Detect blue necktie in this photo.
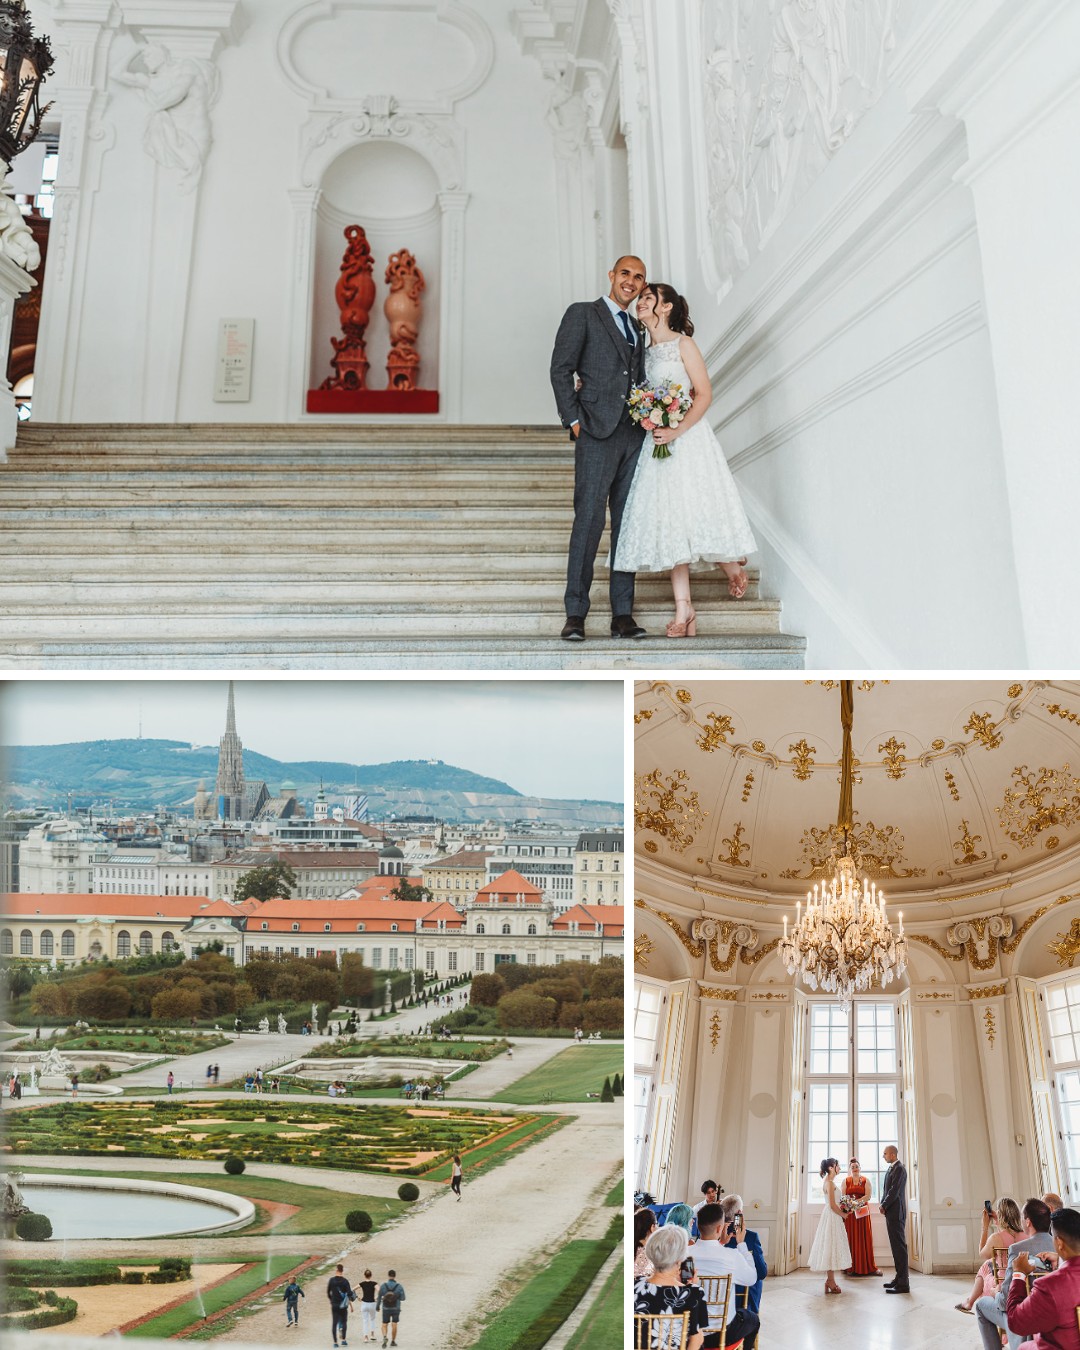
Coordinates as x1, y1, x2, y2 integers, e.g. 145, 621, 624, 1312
617, 310, 636, 346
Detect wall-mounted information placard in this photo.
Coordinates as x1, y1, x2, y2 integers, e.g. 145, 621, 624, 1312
214, 319, 254, 402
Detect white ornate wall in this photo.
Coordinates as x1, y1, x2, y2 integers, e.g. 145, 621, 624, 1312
30, 0, 566, 424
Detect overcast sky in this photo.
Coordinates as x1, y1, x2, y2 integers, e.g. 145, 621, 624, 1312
0, 678, 625, 802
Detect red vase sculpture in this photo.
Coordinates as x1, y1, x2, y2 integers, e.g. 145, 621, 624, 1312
320, 225, 376, 391
384, 249, 425, 391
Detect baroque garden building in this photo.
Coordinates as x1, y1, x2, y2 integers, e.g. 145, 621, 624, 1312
0, 0, 1076, 667
634, 679, 1080, 1281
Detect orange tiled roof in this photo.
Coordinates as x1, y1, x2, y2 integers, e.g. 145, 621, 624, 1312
475, 869, 543, 903
1, 893, 212, 920
553, 904, 625, 936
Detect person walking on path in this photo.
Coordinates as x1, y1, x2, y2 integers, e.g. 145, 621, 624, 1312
880, 1144, 910, 1293
451, 1154, 463, 1201
70, 1072, 78, 1098
376, 1270, 405, 1347
282, 1278, 304, 1326
356, 1269, 377, 1342
213, 1063, 220, 1083
167, 1070, 174, 1094
327, 1263, 354, 1346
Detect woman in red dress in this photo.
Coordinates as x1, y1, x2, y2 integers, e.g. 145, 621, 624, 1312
842, 1158, 881, 1276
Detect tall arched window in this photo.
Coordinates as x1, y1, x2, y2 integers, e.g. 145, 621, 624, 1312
61, 930, 75, 956
40, 930, 54, 956
0, 929, 12, 954
139, 931, 153, 955
161, 932, 175, 952
20, 929, 32, 955
116, 930, 131, 957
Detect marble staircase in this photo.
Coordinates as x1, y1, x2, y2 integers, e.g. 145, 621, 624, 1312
0, 424, 806, 669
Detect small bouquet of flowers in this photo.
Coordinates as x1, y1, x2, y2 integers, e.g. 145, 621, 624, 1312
627, 380, 692, 459
839, 1194, 870, 1218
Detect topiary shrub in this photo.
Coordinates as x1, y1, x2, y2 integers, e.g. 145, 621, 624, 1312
224, 1154, 246, 1174
15, 1212, 53, 1242
612, 1073, 623, 1096
345, 1210, 373, 1232
121, 1271, 145, 1284
397, 1182, 420, 1202
600, 1076, 614, 1102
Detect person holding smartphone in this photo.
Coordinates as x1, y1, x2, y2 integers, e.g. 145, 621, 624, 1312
956, 1196, 1024, 1313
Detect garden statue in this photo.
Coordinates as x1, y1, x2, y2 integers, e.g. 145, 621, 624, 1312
311, 1002, 319, 1034
1, 1172, 29, 1223
277, 1012, 287, 1035
319, 225, 376, 391
258, 1016, 270, 1035
409, 970, 417, 1000
384, 249, 425, 391
384, 978, 392, 1012
38, 1045, 74, 1079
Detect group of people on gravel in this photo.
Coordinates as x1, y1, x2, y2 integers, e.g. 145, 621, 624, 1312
281, 1264, 405, 1347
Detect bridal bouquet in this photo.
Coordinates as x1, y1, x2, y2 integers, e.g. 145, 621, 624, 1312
627, 380, 692, 459
839, 1194, 870, 1217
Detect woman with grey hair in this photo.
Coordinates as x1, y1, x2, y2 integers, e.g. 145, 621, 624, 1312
633, 1226, 708, 1349
722, 1194, 768, 1313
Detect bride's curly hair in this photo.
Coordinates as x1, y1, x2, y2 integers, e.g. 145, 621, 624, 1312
647, 282, 695, 337
820, 1157, 839, 1177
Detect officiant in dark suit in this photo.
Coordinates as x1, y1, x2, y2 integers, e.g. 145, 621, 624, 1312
549, 256, 648, 641
880, 1144, 910, 1293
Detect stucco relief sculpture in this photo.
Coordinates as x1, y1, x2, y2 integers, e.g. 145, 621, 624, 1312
320, 225, 376, 391
0, 173, 41, 272
702, 0, 900, 282
384, 249, 425, 392
114, 43, 220, 192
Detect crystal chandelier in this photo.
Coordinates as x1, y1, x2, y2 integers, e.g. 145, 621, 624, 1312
778, 681, 908, 1008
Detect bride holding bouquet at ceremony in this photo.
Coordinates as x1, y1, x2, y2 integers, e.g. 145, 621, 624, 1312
809, 1159, 852, 1296
839, 1158, 881, 1277
611, 283, 757, 638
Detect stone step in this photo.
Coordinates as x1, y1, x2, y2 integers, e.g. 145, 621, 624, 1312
0, 634, 807, 671
0, 600, 782, 634
13, 423, 568, 449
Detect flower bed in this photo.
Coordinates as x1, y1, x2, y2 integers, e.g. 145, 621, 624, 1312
305, 1036, 509, 1062
3, 1099, 538, 1175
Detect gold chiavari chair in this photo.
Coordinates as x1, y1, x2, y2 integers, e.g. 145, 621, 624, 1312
634, 1310, 690, 1348
697, 1274, 745, 1350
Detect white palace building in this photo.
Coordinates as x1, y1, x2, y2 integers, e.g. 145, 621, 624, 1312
0, 0, 1075, 668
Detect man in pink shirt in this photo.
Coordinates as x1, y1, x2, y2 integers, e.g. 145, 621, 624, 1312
1007, 1206, 1080, 1350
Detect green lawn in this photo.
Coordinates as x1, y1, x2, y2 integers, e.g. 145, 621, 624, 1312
604, 1177, 624, 1206
492, 1045, 625, 1104
572, 1256, 623, 1346
469, 1220, 621, 1350
126, 1255, 302, 1338
20, 1166, 407, 1236
423, 1113, 567, 1180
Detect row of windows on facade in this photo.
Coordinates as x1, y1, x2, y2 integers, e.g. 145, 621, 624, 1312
235, 946, 582, 972
2, 928, 177, 956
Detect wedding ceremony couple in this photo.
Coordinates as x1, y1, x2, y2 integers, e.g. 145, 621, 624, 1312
810, 1147, 910, 1297
550, 255, 756, 642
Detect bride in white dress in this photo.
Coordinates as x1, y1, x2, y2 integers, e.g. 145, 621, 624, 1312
612, 282, 757, 638
809, 1158, 852, 1296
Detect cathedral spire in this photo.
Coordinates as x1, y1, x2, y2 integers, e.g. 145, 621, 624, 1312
215, 681, 245, 821
226, 680, 237, 735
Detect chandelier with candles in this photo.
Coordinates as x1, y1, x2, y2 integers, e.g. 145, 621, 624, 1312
778, 681, 909, 1008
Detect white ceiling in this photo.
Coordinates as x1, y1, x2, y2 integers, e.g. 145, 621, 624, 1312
634, 679, 1080, 904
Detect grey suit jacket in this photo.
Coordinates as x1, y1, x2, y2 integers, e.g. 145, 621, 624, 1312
995, 1231, 1055, 1310
549, 298, 646, 441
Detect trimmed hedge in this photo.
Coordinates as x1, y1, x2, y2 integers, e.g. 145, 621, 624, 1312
15, 1212, 53, 1241
224, 1155, 246, 1175
397, 1182, 420, 1202
345, 1210, 373, 1232
0, 1294, 78, 1331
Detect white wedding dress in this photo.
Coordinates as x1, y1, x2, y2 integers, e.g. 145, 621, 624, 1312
613, 337, 757, 573
808, 1178, 852, 1271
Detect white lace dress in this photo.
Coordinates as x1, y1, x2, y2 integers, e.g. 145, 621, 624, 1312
613, 337, 757, 572
808, 1179, 852, 1271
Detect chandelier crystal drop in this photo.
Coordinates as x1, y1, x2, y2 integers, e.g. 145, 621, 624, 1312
778, 681, 909, 1008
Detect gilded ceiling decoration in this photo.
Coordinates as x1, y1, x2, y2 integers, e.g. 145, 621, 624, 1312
1008, 683, 1024, 699
709, 1011, 722, 1049
983, 1006, 997, 1047
741, 772, 755, 803
953, 820, 987, 866
635, 767, 707, 852
808, 680, 887, 692
1045, 701, 1080, 725
880, 737, 908, 780
697, 712, 735, 753
1048, 918, 1080, 969
698, 985, 740, 1000
740, 936, 781, 966
779, 814, 925, 881
948, 916, 1014, 971
634, 899, 759, 972
634, 708, 655, 724
997, 764, 1080, 848
634, 932, 655, 968
968, 982, 1008, 999
944, 768, 961, 801
719, 822, 751, 868
692, 882, 768, 907
964, 711, 1004, 750
789, 739, 817, 781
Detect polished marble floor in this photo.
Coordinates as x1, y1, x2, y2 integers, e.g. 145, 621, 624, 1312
753, 1269, 978, 1350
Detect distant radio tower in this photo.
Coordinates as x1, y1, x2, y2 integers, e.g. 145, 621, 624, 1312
138, 700, 143, 739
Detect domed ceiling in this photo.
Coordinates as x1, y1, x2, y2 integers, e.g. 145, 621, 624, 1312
634, 679, 1080, 909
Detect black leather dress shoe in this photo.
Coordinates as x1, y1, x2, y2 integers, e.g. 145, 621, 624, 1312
610, 614, 646, 639
885, 1285, 910, 1294
561, 616, 586, 641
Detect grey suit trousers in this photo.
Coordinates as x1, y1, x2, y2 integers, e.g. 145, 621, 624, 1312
564, 415, 643, 619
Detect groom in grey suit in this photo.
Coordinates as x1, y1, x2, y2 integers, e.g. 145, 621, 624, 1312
549, 256, 648, 641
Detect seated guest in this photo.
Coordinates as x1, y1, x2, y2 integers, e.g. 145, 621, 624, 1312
722, 1194, 767, 1314
1043, 1193, 1064, 1213
635, 1206, 658, 1278
958, 1197, 1024, 1313
975, 1198, 1055, 1350
634, 1226, 709, 1350
664, 1204, 697, 1240
694, 1180, 721, 1217
692, 1203, 760, 1350
1008, 1206, 1080, 1350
